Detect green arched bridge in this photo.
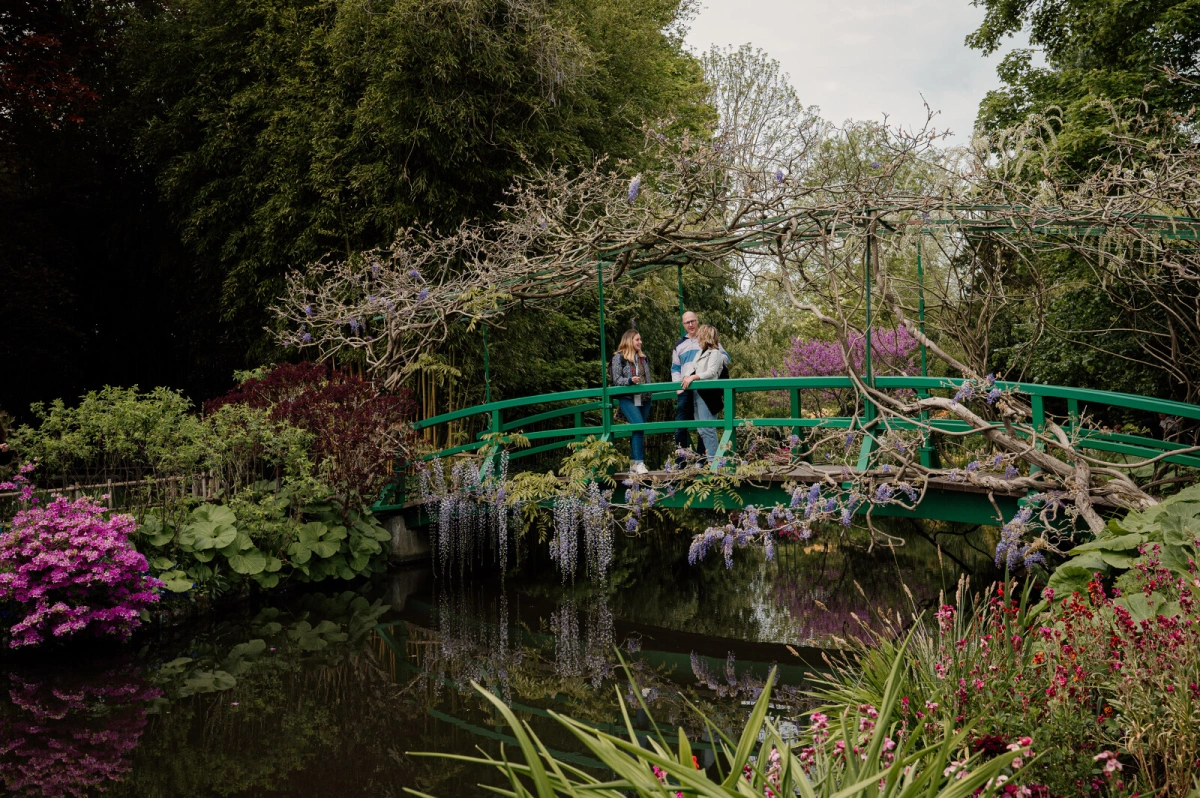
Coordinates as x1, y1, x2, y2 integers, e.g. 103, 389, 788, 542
377, 376, 1200, 528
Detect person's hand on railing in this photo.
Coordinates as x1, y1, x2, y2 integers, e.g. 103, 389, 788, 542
680, 375, 696, 389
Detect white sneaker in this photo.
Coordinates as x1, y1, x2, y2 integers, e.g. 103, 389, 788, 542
631, 461, 649, 475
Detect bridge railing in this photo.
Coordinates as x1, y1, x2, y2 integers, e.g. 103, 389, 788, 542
380, 377, 1200, 509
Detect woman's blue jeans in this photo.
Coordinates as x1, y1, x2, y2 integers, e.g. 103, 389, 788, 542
618, 398, 651, 462
693, 391, 719, 458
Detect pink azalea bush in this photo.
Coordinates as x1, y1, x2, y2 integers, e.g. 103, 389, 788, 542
0, 484, 161, 647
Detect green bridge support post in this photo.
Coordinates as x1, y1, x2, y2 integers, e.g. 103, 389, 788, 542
483, 324, 492, 405
916, 234, 937, 468
790, 388, 805, 461
857, 216, 877, 473
1029, 394, 1045, 475
598, 260, 612, 438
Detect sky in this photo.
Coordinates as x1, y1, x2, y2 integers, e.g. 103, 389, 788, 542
684, 0, 1037, 144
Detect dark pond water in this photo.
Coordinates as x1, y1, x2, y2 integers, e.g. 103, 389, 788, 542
0, 518, 999, 797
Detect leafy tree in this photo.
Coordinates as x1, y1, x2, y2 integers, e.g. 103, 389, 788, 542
120, 0, 713, 358
968, 0, 1200, 160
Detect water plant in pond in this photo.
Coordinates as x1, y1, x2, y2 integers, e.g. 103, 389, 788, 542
0, 472, 161, 647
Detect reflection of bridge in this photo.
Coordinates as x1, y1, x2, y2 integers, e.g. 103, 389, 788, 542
372, 594, 824, 770
378, 376, 1200, 528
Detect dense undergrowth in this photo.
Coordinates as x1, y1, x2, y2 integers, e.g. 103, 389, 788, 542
0, 364, 413, 648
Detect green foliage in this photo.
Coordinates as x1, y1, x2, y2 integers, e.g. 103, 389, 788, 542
199, 403, 315, 495
558, 436, 624, 485
120, 0, 712, 353
990, 277, 1173, 400
1048, 484, 1200, 617
10, 387, 205, 485
135, 486, 393, 598
969, 0, 1200, 165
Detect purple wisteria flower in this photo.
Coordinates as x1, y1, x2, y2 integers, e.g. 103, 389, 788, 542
627, 176, 641, 204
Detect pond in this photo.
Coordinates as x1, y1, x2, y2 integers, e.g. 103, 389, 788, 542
0, 517, 999, 797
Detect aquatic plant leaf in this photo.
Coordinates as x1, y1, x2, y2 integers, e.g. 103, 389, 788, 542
180, 669, 237, 695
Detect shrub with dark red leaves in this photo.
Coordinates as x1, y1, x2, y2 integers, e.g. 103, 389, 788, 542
208, 363, 416, 502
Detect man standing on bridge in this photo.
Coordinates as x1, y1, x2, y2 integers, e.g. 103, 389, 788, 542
671, 310, 728, 456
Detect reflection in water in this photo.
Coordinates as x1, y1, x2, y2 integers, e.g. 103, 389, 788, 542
770, 524, 994, 646
0, 516, 998, 797
550, 596, 614, 687
0, 667, 159, 798
428, 587, 519, 702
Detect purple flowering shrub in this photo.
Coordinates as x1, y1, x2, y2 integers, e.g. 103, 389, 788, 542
0, 490, 161, 647
784, 326, 919, 379
776, 327, 920, 410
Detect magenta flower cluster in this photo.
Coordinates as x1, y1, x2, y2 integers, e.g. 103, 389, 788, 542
0, 497, 161, 647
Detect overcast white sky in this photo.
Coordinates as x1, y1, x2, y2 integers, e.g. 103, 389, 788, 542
685, 0, 1036, 143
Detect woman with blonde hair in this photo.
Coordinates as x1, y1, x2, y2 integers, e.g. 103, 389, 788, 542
610, 329, 654, 474
680, 325, 726, 458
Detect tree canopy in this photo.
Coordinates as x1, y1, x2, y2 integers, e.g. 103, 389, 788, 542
122, 0, 713, 356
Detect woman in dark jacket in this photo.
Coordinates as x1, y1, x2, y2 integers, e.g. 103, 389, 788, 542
610, 329, 653, 474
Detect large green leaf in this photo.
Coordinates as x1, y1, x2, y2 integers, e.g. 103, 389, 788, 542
186, 519, 237, 551
157, 569, 194, 592
298, 521, 328, 544
220, 532, 255, 557
310, 539, 340, 559
192, 504, 237, 526
1070, 533, 1145, 553
140, 515, 176, 547
1046, 551, 1110, 597
253, 572, 281, 589
287, 540, 313, 564
227, 548, 267, 575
